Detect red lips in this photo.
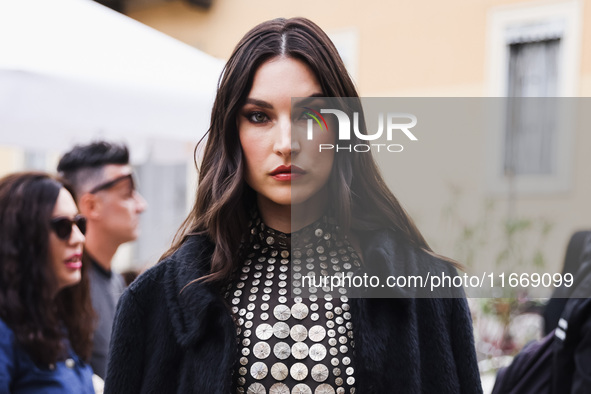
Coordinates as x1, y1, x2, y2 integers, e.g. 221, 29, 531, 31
270, 165, 306, 181
64, 253, 82, 270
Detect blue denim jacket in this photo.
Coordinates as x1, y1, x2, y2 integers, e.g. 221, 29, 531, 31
0, 319, 94, 393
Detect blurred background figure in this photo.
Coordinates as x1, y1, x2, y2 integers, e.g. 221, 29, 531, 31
492, 232, 591, 393
0, 172, 94, 393
543, 230, 591, 335
57, 141, 147, 380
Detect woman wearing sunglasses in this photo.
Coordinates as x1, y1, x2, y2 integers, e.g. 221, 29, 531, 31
0, 172, 95, 393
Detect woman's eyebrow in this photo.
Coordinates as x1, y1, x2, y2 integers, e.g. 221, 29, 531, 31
245, 93, 324, 109
295, 93, 326, 107
244, 98, 273, 109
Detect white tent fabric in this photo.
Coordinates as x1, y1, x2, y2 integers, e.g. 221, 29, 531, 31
0, 0, 223, 156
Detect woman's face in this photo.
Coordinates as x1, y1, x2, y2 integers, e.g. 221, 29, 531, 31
49, 188, 85, 292
238, 56, 336, 214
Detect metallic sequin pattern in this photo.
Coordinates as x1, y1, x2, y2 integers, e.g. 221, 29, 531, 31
226, 214, 357, 394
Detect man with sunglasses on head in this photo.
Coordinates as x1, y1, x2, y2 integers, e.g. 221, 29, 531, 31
57, 141, 147, 380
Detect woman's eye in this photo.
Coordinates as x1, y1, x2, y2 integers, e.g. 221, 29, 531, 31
298, 111, 310, 120
248, 112, 269, 124
291, 110, 310, 123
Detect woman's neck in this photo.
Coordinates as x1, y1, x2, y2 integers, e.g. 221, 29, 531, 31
256, 194, 327, 234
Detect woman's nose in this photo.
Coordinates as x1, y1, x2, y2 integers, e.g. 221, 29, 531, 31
274, 116, 299, 156
70, 223, 86, 245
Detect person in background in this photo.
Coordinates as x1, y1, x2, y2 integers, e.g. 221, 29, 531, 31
492, 233, 591, 393
0, 172, 94, 393
543, 230, 591, 335
57, 141, 147, 380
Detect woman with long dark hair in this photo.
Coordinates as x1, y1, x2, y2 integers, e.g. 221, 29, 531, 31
0, 172, 95, 393
106, 17, 482, 393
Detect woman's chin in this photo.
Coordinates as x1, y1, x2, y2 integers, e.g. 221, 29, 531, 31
57, 273, 82, 292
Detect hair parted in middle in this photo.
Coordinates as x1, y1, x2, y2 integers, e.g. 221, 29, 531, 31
166, 17, 433, 283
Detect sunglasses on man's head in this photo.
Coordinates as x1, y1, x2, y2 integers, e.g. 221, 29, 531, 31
50, 215, 87, 240
89, 173, 135, 194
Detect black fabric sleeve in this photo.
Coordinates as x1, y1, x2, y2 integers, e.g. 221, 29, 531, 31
451, 296, 484, 394
570, 311, 591, 393
104, 288, 146, 394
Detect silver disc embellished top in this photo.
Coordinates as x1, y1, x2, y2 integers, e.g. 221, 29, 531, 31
224, 215, 360, 394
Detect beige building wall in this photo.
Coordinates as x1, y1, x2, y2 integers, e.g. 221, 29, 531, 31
127, 0, 590, 277
0, 147, 23, 177
582, 0, 591, 94
129, 0, 489, 95
128, 0, 590, 96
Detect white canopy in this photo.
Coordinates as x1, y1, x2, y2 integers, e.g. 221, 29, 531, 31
0, 0, 223, 158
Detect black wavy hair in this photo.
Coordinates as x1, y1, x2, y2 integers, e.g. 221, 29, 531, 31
0, 172, 95, 365
165, 17, 441, 284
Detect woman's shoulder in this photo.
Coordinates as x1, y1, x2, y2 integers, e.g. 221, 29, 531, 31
359, 227, 455, 269
0, 318, 11, 331
164, 233, 216, 266
355, 227, 462, 298
120, 234, 215, 311
130, 234, 214, 287
0, 318, 15, 345
0, 318, 94, 394
111, 234, 224, 350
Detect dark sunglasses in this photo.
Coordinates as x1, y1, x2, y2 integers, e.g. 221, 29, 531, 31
50, 215, 87, 240
89, 173, 135, 194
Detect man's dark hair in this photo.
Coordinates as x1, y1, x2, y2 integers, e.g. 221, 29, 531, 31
57, 141, 129, 197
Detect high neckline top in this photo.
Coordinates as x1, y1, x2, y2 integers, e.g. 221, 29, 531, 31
224, 213, 360, 394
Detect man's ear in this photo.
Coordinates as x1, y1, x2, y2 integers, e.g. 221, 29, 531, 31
78, 193, 101, 219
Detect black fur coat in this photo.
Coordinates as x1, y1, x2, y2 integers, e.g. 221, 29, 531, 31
104, 230, 483, 394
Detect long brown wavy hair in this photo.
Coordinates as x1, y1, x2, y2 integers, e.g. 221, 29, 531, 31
0, 172, 95, 366
165, 17, 441, 283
